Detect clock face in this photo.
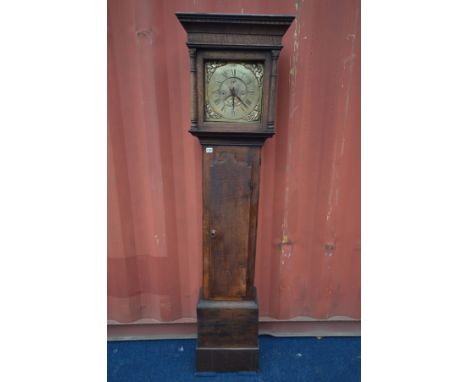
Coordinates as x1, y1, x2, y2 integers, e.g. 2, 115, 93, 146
205, 61, 263, 122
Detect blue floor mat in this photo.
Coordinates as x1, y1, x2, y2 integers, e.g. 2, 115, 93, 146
108, 336, 360, 382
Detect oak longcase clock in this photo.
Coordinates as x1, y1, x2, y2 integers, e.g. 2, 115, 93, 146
176, 12, 294, 372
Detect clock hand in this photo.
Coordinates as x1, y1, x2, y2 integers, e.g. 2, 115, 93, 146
235, 94, 248, 108
229, 87, 248, 110
230, 87, 235, 111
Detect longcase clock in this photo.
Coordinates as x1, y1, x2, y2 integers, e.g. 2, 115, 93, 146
176, 12, 294, 372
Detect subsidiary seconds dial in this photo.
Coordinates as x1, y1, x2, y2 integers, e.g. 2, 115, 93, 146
205, 62, 263, 122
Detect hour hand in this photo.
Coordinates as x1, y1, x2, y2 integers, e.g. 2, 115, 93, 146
230, 88, 236, 109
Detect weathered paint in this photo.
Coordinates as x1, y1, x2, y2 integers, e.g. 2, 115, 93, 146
108, 0, 360, 327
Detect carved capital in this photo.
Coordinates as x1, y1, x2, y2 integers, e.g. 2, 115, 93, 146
271, 49, 281, 60
189, 48, 197, 73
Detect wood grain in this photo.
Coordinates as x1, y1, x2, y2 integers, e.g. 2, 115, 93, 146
196, 288, 259, 371
202, 145, 261, 300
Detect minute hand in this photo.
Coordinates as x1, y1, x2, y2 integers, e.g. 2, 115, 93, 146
235, 95, 248, 108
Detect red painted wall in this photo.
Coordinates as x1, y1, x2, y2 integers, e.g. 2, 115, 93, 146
108, 0, 360, 327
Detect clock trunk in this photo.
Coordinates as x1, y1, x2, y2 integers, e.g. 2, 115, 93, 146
202, 145, 260, 300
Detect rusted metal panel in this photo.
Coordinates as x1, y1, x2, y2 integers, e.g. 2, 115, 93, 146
108, 0, 360, 327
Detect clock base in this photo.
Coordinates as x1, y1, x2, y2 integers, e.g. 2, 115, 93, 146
196, 288, 259, 372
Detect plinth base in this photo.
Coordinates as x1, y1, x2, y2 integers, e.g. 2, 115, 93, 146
196, 288, 259, 372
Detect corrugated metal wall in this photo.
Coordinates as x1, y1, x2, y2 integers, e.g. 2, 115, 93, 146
108, 0, 360, 328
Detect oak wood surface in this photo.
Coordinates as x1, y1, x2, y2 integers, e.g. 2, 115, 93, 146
196, 288, 259, 371
202, 145, 260, 300
197, 288, 259, 348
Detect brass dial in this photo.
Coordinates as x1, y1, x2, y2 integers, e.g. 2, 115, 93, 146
205, 62, 263, 122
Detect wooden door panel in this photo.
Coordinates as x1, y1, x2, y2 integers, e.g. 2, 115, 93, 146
203, 145, 260, 300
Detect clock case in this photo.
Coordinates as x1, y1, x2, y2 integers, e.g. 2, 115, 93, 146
176, 13, 294, 372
